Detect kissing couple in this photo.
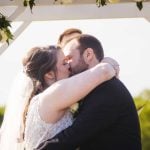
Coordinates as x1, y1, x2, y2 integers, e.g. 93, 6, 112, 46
0, 29, 141, 150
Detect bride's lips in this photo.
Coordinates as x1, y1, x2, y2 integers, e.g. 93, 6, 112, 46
68, 67, 73, 77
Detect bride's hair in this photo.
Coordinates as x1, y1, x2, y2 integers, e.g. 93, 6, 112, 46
19, 45, 60, 142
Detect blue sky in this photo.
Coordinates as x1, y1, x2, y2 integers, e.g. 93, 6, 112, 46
0, 18, 150, 105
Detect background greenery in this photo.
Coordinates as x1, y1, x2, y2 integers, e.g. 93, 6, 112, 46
0, 89, 150, 150
0, 106, 5, 126
134, 89, 150, 150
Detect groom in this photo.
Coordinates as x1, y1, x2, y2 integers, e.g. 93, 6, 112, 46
36, 34, 141, 150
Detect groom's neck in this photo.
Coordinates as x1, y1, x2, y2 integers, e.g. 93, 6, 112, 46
88, 58, 99, 69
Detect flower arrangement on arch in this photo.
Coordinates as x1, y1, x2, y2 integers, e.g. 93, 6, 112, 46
0, 13, 13, 44
23, 0, 146, 11
0, 0, 146, 44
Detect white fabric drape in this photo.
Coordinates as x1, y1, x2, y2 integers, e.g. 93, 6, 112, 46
0, 72, 33, 150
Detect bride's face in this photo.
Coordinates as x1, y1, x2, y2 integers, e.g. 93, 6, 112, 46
55, 50, 71, 80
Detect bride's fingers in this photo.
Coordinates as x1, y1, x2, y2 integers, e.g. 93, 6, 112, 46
113, 65, 120, 78
102, 57, 119, 66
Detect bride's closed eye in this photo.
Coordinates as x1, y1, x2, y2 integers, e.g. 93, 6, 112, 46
65, 55, 72, 63
63, 59, 69, 66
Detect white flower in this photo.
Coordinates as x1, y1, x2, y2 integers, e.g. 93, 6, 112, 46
55, 0, 73, 4
0, 29, 8, 43
62, 0, 73, 4
70, 103, 79, 113
109, 0, 120, 3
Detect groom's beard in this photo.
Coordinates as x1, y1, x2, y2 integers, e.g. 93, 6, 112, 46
70, 57, 89, 77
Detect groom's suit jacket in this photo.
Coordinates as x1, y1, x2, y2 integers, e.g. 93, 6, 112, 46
36, 77, 142, 150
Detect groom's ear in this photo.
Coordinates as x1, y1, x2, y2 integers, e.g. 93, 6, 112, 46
83, 48, 94, 63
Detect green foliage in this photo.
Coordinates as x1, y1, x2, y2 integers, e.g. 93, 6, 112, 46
0, 14, 11, 29
134, 89, 150, 150
0, 106, 5, 126
96, 0, 107, 7
23, 0, 35, 13
136, 1, 143, 11
23, 0, 145, 12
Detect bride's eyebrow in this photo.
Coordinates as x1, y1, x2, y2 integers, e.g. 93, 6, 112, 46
63, 58, 69, 63
65, 55, 72, 59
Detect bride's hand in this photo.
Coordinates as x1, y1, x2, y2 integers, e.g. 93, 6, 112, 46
101, 57, 120, 78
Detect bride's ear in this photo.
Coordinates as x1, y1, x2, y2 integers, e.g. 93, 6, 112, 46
44, 71, 55, 81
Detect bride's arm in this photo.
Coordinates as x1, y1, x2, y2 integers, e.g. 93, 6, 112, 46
40, 63, 115, 111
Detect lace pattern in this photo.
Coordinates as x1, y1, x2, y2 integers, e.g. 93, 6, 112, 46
24, 96, 73, 150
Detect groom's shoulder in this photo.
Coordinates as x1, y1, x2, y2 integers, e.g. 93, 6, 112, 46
92, 77, 131, 95
96, 77, 122, 89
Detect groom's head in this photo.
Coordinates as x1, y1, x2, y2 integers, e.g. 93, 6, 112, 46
63, 34, 104, 75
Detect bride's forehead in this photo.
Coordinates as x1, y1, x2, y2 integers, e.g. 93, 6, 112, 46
57, 50, 65, 59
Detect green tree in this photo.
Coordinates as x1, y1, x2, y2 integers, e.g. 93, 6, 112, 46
134, 89, 150, 150
0, 106, 5, 126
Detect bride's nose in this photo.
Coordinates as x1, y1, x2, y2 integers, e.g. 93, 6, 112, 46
65, 63, 70, 69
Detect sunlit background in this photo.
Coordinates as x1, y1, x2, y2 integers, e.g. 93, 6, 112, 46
1, 1, 150, 149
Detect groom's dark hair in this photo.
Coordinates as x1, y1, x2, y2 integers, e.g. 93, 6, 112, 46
75, 34, 104, 62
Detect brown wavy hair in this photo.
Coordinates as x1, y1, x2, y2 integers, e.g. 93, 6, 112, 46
18, 45, 60, 142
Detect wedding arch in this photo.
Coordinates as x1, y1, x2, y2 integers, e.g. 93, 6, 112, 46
0, 0, 150, 106
0, 0, 150, 54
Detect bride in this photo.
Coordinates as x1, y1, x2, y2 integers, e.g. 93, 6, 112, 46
0, 45, 117, 149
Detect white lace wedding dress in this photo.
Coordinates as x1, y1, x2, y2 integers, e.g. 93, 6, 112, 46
24, 96, 73, 150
